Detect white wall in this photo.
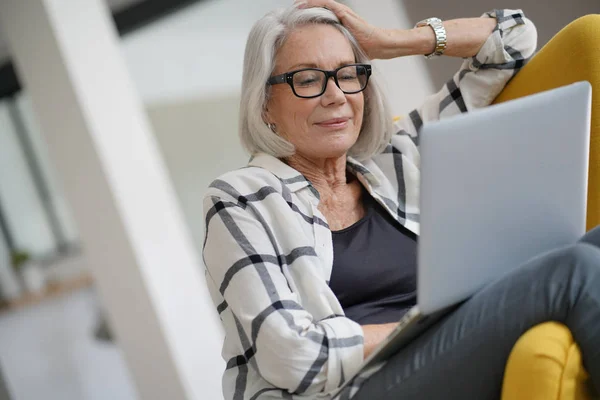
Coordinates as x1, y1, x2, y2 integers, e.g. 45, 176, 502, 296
146, 94, 246, 250
121, 0, 287, 104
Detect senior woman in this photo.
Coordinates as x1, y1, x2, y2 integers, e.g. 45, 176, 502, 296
202, 1, 600, 399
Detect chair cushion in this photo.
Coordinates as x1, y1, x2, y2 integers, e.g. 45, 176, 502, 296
501, 322, 593, 400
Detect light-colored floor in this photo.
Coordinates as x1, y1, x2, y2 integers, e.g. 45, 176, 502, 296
0, 286, 137, 400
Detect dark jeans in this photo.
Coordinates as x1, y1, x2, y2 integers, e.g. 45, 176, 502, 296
353, 226, 600, 400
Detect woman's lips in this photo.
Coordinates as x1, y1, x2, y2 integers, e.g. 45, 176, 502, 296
316, 118, 350, 129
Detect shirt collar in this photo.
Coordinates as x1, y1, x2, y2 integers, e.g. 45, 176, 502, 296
248, 153, 315, 194
346, 156, 382, 188
248, 152, 381, 197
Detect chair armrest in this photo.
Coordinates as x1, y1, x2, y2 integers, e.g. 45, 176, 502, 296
493, 14, 600, 231
501, 322, 593, 400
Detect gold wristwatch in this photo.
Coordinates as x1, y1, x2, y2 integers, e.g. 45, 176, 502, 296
414, 17, 447, 59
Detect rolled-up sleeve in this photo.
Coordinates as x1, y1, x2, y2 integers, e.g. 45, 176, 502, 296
202, 193, 364, 395
394, 9, 538, 146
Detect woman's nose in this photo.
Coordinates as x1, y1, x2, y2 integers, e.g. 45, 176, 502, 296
320, 76, 346, 105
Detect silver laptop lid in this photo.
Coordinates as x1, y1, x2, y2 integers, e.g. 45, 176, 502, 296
417, 81, 592, 315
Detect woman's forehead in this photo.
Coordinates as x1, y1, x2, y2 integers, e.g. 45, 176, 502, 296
274, 24, 355, 72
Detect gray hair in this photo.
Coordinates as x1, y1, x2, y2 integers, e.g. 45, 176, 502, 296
239, 5, 393, 161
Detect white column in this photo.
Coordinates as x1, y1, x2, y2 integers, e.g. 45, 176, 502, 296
0, 1, 223, 399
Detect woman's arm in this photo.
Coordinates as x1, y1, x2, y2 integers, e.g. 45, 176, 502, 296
296, 0, 496, 59
381, 18, 496, 59
362, 323, 399, 358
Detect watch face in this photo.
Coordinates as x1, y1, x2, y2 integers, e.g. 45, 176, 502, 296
415, 18, 446, 58
415, 17, 442, 28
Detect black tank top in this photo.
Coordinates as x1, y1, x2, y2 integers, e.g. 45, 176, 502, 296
329, 189, 417, 325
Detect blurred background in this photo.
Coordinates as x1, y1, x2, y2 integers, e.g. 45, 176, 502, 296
0, 0, 596, 399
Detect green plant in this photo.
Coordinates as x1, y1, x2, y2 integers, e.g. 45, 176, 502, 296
10, 250, 30, 273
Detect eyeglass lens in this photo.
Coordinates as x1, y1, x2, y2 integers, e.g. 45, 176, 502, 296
291, 65, 368, 97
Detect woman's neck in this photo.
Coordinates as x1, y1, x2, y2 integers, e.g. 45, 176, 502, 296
285, 153, 349, 196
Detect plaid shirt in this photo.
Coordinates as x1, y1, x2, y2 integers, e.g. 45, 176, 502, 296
203, 9, 537, 400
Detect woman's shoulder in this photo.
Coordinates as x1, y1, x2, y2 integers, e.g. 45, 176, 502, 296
204, 165, 284, 204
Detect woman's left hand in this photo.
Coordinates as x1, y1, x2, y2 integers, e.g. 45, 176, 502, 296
295, 0, 391, 59
296, 0, 500, 60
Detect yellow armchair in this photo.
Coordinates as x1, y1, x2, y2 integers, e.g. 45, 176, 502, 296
494, 14, 600, 400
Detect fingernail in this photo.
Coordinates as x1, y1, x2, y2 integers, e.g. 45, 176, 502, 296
295, 0, 307, 8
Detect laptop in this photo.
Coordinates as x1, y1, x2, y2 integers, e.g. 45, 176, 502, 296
332, 81, 592, 397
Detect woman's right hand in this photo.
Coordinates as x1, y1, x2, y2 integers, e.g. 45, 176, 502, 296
361, 322, 400, 358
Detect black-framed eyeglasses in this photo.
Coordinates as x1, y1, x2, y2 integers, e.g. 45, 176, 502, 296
267, 63, 372, 99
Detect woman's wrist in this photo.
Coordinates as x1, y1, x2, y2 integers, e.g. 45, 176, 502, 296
377, 27, 437, 59
361, 322, 399, 358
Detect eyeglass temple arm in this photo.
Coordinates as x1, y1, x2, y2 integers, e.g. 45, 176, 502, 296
267, 74, 287, 85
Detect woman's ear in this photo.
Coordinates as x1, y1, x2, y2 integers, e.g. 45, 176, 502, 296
262, 108, 278, 134
262, 107, 274, 126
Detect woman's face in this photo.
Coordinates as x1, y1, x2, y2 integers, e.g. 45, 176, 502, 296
265, 24, 365, 161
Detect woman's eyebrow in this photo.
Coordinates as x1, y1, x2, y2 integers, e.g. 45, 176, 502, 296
287, 63, 318, 70
285, 60, 357, 71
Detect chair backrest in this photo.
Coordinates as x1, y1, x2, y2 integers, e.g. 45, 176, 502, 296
493, 14, 600, 231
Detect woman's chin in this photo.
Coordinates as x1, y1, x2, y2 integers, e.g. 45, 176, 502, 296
291, 129, 359, 160
311, 133, 358, 156
304, 143, 355, 159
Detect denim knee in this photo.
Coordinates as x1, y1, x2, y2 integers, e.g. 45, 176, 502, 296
560, 242, 600, 278
579, 225, 600, 249
528, 242, 600, 284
